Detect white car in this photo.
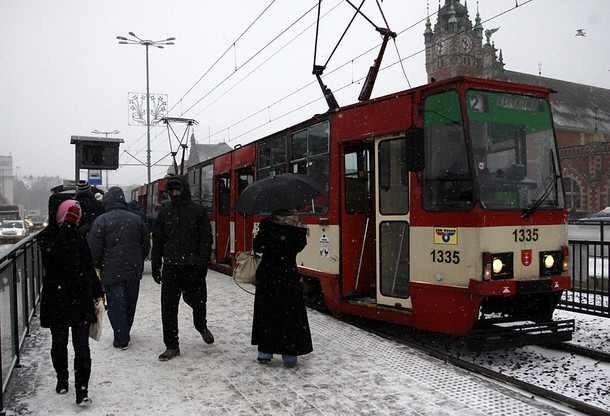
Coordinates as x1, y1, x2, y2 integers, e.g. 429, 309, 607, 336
0, 220, 28, 243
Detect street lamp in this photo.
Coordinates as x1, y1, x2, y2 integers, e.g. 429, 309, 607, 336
91, 130, 120, 188
116, 33, 175, 190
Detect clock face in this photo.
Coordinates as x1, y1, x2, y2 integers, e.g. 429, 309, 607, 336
461, 36, 472, 52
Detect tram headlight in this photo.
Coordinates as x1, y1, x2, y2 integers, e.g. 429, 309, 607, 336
482, 252, 514, 280
492, 258, 504, 274
539, 250, 563, 276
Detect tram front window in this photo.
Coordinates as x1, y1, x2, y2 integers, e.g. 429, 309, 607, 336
423, 90, 473, 211
466, 90, 564, 210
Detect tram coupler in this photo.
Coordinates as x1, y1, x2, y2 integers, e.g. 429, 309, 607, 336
466, 319, 575, 351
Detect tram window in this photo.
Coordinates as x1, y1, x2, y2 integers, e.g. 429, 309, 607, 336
379, 221, 409, 299
423, 90, 473, 211
200, 165, 214, 212
218, 176, 231, 215
379, 139, 409, 215
308, 122, 329, 156
344, 149, 371, 213
291, 130, 307, 160
238, 169, 254, 195
258, 165, 286, 179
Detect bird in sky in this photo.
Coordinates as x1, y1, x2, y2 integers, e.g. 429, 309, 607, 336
575, 29, 587, 37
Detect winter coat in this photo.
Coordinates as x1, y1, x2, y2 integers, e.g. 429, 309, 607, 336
127, 200, 146, 223
76, 192, 104, 237
39, 193, 104, 328
251, 218, 313, 356
151, 176, 212, 272
87, 187, 150, 286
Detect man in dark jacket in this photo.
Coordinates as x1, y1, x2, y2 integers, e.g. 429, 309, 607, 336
88, 187, 150, 349
151, 175, 214, 361
75, 180, 104, 238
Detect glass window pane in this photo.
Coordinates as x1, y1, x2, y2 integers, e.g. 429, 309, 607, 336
291, 130, 307, 160
379, 139, 409, 215
379, 221, 409, 298
423, 90, 473, 211
308, 122, 329, 156
344, 149, 371, 213
218, 176, 231, 215
201, 165, 214, 212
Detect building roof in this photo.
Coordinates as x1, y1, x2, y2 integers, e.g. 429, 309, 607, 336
505, 70, 610, 134
187, 142, 232, 166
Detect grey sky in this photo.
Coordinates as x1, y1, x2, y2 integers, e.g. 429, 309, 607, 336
1, 0, 609, 186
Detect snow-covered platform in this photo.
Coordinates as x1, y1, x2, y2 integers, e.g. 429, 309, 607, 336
5, 270, 578, 416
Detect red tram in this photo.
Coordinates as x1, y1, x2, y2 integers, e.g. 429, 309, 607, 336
148, 76, 572, 336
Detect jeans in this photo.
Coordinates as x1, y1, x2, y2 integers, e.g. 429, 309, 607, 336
50, 323, 91, 391
161, 265, 207, 349
105, 279, 141, 347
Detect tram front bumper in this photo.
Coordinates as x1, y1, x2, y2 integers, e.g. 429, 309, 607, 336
469, 275, 570, 297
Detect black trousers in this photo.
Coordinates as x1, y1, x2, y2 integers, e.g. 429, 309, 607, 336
50, 322, 91, 391
161, 265, 207, 349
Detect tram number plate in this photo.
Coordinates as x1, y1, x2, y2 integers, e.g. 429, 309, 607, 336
430, 249, 460, 264
512, 228, 539, 242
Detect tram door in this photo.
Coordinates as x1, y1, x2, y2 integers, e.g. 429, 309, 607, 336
215, 174, 232, 265
375, 136, 411, 308
234, 167, 254, 255
341, 143, 376, 297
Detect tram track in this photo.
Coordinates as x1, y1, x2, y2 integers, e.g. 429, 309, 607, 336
344, 318, 610, 416
542, 342, 610, 364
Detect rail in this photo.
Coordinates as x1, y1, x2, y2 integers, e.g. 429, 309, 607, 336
561, 220, 610, 317
0, 233, 44, 416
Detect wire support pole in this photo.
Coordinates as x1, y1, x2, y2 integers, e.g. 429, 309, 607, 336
145, 43, 151, 188
313, 0, 322, 69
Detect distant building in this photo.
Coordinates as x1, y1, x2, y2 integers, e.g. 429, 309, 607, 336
0, 155, 14, 204
166, 133, 232, 176
425, 0, 610, 217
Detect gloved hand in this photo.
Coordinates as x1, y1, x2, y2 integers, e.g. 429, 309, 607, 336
152, 267, 162, 284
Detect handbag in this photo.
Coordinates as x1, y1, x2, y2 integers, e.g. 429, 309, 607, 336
89, 298, 105, 341
233, 251, 261, 284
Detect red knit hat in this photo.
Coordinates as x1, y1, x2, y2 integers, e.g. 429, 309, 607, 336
56, 200, 82, 225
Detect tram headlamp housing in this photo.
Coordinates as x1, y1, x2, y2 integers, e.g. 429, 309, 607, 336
539, 250, 564, 276
482, 252, 514, 280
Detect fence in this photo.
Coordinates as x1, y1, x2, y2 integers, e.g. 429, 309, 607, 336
560, 221, 610, 317
0, 234, 44, 415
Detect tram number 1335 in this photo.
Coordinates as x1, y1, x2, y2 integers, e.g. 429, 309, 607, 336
430, 250, 461, 264
512, 228, 539, 242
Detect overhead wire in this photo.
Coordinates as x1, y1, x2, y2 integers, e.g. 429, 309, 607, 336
209, 0, 535, 143
119, 0, 278, 163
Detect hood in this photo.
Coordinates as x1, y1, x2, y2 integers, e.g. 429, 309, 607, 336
47, 193, 74, 228
103, 187, 127, 211
166, 175, 191, 203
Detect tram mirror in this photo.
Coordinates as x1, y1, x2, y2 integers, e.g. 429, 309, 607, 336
404, 127, 425, 171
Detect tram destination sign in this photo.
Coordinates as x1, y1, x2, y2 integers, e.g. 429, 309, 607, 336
70, 136, 124, 170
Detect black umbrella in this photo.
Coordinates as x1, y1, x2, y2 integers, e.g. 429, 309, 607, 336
235, 173, 324, 216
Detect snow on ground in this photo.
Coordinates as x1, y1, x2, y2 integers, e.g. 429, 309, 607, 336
456, 308, 610, 410
0, 243, 13, 257
5, 271, 576, 416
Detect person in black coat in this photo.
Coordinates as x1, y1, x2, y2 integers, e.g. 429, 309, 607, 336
88, 187, 150, 349
151, 175, 214, 361
39, 195, 104, 407
251, 210, 313, 368
75, 180, 104, 238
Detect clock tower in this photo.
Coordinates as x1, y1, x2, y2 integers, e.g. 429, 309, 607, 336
425, 0, 505, 82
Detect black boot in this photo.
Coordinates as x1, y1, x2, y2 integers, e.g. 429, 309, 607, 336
158, 348, 180, 361
74, 357, 92, 406
55, 378, 69, 395
201, 327, 214, 344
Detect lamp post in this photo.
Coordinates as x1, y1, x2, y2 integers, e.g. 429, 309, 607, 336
116, 33, 175, 190
92, 129, 120, 188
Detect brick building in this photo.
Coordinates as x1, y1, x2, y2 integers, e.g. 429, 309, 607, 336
425, 0, 610, 217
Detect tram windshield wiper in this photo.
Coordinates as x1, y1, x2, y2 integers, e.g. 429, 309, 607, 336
521, 150, 559, 219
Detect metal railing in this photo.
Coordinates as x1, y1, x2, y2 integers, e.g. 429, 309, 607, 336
560, 220, 610, 317
0, 234, 44, 415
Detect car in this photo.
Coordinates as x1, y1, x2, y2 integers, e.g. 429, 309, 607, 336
577, 207, 610, 222
0, 220, 28, 244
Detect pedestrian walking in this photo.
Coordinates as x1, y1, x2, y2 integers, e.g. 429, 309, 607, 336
251, 209, 313, 368
151, 175, 214, 361
75, 180, 104, 238
88, 187, 150, 349
39, 195, 105, 407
